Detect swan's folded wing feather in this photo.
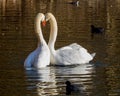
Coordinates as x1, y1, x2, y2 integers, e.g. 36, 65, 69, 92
79, 48, 93, 62
56, 44, 93, 65
69, 43, 93, 61
68, 43, 87, 51
56, 47, 83, 65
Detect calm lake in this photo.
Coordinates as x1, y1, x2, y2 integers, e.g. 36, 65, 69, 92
0, 0, 120, 96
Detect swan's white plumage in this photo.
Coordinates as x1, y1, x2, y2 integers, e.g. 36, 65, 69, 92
24, 13, 50, 68
46, 13, 95, 65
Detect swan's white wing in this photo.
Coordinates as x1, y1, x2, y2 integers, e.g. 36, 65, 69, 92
68, 43, 83, 50
69, 43, 94, 61
56, 46, 85, 65
55, 43, 93, 65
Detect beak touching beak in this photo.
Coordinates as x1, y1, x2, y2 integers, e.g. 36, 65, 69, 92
42, 20, 46, 27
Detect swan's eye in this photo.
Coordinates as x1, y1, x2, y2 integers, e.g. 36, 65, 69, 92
42, 20, 46, 27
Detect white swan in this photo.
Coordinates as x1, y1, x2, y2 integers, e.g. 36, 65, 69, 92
45, 13, 95, 65
24, 13, 50, 68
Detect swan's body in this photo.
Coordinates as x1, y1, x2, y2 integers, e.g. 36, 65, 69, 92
46, 13, 95, 65
24, 13, 50, 68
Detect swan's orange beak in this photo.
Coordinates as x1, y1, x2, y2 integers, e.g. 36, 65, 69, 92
42, 20, 46, 27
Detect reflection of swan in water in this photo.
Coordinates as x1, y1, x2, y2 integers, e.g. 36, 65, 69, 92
36, 67, 58, 96
25, 63, 95, 95
25, 67, 58, 96
56, 64, 95, 82
55, 63, 95, 95
45, 13, 96, 66
24, 13, 50, 68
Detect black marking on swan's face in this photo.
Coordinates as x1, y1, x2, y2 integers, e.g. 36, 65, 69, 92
45, 13, 51, 22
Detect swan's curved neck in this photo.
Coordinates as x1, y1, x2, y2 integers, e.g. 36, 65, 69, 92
35, 15, 45, 45
48, 15, 58, 52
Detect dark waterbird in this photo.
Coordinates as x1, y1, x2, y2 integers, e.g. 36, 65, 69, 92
91, 25, 104, 34
65, 81, 86, 95
90, 25, 105, 38
68, 0, 79, 6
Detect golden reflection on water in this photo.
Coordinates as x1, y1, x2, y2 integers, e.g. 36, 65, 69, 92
105, 1, 120, 96
0, 0, 120, 96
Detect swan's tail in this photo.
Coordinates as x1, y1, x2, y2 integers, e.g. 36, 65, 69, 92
91, 53, 96, 58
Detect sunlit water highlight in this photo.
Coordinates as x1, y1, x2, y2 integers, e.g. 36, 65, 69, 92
0, 0, 120, 96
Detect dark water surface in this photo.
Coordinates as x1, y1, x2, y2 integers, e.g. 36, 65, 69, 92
0, 0, 120, 96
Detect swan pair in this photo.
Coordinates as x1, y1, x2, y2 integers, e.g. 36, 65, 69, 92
24, 13, 96, 68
